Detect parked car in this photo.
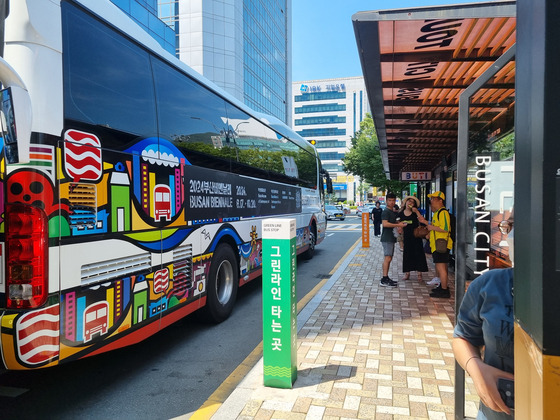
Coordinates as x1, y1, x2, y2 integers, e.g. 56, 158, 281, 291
325, 205, 345, 221
336, 204, 351, 215
356, 203, 375, 217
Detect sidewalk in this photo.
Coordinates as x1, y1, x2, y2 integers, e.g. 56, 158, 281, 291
212, 237, 479, 420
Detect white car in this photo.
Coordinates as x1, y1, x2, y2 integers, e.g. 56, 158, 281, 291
325, 205, 345, 221
336, 204, 351, 215
356, 203, 375, 217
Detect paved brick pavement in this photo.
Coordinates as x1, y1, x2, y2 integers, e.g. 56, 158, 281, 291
212, 238, 480, 420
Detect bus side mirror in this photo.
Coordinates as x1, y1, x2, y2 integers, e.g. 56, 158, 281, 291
1, 86, 31, 164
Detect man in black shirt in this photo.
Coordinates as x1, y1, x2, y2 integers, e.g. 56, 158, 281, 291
380, 193, 407, 287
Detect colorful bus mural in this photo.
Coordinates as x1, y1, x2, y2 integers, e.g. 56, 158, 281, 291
0, 0, 328, 370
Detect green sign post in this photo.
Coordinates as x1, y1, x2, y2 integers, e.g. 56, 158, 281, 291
262, 218, 297, 388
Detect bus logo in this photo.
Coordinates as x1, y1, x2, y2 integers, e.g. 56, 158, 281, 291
153, 184, 172, 221
16, 305, 60, 365
64, 129, 103, 181
83, 301, 109, 342
154, 268, 170, 294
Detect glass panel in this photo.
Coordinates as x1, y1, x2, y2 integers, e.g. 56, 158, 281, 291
153, 56, 317, 188
462, 55, 515, 419
63, 3, 157, 137
153, 58, 233, 171
465, 58, 515, 278
224, 102, 318, 188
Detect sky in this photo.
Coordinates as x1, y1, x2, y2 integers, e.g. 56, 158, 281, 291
292, 0, 498, 82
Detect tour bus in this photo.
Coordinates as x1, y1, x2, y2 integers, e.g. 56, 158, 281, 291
0, 0, 329, 369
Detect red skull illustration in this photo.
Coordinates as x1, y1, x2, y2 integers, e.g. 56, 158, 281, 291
8, 171, 57, 216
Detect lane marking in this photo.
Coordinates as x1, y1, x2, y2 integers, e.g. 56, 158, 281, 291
185, 343, 263, 420
327, 223, 371, 232
328, 223, 361, 230
186, 237, 361, 420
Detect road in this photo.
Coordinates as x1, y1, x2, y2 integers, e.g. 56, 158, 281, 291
0, 216, 364, 420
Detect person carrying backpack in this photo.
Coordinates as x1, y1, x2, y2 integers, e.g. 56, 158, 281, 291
412, 191, 453, 298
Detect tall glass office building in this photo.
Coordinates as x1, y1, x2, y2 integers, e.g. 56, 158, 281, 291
157, 0, 291, 124
292, 77, 369, 203
110, 0, 175, 54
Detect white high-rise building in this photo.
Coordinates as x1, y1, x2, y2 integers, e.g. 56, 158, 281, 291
292, 77, 369, 203
158, 0, 291, 125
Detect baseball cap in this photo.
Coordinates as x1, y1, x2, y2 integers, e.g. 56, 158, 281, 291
428, 191, 445, 200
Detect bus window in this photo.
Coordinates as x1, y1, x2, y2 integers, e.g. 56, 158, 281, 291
223, 102, 318, 188
63, 4, 157, 140
152, 58, 231, 167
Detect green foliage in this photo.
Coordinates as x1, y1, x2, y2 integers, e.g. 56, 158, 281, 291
343, 114, 407, 195
357, 182, 370, 201
493, 132, 514, 160
325, 193, 337, 204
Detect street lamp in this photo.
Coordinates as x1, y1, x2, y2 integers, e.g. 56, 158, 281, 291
190, 116, 222, 133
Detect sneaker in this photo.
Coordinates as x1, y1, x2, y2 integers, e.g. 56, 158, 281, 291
430, 287, 450, 298
427, 277, 441, 286
380, 277, 398, 287
431, 284, 442, 292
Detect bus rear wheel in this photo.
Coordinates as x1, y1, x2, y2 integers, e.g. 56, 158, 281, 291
202, 243, 239, 323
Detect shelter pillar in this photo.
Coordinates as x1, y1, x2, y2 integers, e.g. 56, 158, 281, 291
515, 0, 560, 418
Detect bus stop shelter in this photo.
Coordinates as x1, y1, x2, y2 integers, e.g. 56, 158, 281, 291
353, 0, 560, 418
352, 0, 515, 183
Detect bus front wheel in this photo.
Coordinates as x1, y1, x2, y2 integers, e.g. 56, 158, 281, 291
202, 243, 239, 323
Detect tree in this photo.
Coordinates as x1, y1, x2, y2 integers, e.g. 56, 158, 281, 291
493, 132, 515, 160
343, 114, 407, 195
325, 192, 337, 204
357, 182, 370, 203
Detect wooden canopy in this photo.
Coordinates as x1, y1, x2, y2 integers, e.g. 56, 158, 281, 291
353, 1, 516, 180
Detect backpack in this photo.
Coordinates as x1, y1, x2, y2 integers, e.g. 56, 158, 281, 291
436, 208, 456, 242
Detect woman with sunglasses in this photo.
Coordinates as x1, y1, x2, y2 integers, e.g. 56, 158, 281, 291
397, 196, 428, 281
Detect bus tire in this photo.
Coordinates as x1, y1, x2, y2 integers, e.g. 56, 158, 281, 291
202, 243, 239, 323
302, 225, 316, 260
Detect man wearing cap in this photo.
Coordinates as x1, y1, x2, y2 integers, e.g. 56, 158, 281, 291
413, 191, 452, 298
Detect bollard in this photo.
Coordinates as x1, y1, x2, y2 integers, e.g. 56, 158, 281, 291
362, 211, 370, 247
262, 218, 297, 388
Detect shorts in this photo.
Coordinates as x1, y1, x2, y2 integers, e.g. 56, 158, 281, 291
381, 241, 395, 257
432, 249, 450, 264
